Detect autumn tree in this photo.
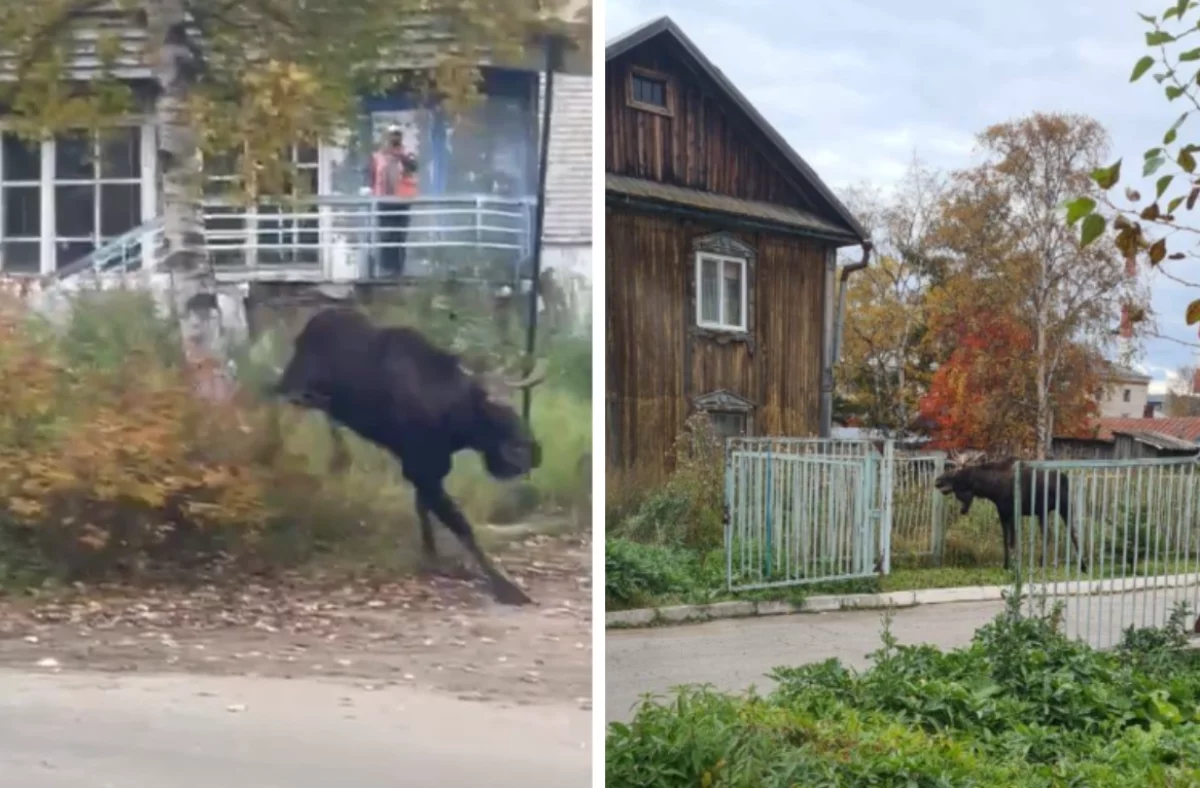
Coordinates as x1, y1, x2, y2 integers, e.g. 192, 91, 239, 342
836, 157, 945, 435
0, 0, 589, 395
925, 113, 1137, 458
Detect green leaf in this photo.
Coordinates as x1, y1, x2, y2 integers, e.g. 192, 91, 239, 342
1139, 12, 1157, 22
1142, 203, 1162, 220
1148, 30, 1178, 45
1187, 299, 1200, 326
1181, 48, 1200, 62
1167, 84, 1187, 100
1181, 148, 1197, 172
1146, 146, 1165, 159
1145, 156, 1168, 176
1133, 55, 1156, 81
1080, 213, 1107, 247
1092, 160, 1123, 189
1157, 173, 1175, 198
1169, 194, 1187, 212
1065, 196, 1097, 225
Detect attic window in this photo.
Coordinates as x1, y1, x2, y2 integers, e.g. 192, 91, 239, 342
627, 66, 674, 116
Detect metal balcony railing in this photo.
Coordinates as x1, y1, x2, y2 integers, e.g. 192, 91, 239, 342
49, 193, 537, 284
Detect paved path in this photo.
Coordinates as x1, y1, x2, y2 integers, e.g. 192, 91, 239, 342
0, 670, 591, 787
606, 586, 1200, 723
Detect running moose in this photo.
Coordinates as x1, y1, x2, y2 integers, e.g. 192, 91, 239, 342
271, 308, 548, 605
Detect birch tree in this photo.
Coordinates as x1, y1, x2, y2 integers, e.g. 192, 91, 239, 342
0, 0, 587, 396
931, 113, 1138, 458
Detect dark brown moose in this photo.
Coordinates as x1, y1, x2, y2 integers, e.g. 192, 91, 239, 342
271, 308, 548, 605
933, 451, 1085, 573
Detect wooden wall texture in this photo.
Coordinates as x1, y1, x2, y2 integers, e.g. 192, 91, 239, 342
606, 39, 827, 212
606, 208, 827, 477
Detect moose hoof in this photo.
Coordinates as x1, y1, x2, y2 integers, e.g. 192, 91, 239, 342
491, 577, 534, 606
418, 555, 475, 582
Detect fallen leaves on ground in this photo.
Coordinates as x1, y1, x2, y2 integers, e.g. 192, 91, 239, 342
0, 533, 593, 709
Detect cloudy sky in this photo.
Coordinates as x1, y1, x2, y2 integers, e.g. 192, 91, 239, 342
605, 0, 1199, 391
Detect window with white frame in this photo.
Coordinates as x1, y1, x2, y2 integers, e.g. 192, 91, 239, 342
256, 145, 320, 265
695, 251, 748, 332
1, 133, 42, 274
53, 127, 141, 270
202, 145, 320, 267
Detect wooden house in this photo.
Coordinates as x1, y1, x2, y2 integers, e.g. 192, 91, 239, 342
605, 17, 869, 478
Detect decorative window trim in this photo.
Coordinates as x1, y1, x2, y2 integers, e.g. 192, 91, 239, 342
626, 65, 675, 117
690, 232, 755, 339
694, 389, 756, 438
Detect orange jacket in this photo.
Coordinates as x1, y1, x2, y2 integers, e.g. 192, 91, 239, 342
371, 150, 418, 198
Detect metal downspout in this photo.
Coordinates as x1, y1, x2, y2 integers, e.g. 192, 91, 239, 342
820, 240, 873, 437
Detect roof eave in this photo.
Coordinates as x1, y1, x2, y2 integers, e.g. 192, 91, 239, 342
607, 190, 863, 246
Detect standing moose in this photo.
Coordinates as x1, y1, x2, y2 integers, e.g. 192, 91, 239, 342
271, 308, 548, 605
933, 451, 1086, 573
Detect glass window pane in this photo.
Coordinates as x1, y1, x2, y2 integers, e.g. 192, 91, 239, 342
296, 145, 318, 165
99, 127, 140, 179
723, 260, 743, 328
55, 184, 95, 237
56, 131, 94, 180
699, 256, 719, 324
2, 134, 41, 181
55, 240, 95, 269
203, 150, 238, 178
3, 186, 40, 236
2, 241, 40, 273
100, 183, 141, 236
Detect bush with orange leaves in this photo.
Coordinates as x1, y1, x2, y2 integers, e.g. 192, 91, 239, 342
0, 293, 304, 580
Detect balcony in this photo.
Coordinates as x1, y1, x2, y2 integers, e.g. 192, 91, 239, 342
51, 193, 538, 286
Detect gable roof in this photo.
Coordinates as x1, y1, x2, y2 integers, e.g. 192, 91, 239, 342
605, 16, 867, 243
1101, 361, 1151, 384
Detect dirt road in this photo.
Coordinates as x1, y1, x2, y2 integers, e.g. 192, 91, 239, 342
0, 533, 593, 786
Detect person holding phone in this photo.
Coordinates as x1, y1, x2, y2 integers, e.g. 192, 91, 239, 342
366, 123, 419, 276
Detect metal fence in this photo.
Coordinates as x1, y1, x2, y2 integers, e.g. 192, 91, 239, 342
1014, 456, 1200, 649
724, 438, 894, 590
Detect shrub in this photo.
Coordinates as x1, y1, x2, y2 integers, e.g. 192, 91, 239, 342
0, 283, 591, 584
608, 593, 1200, 786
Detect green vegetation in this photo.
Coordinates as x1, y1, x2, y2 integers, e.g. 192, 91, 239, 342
607, 593, 1200, 786
0, 285, 590, 588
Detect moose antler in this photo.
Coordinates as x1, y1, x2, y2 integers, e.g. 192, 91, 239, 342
462, 354, 550, 402
948, 449, 987, 468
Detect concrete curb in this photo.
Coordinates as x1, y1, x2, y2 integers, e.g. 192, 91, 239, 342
605, 585, 1013, 628
606, 573, 1200, 628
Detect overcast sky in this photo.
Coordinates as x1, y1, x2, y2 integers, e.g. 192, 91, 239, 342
606, 0, 1199, 392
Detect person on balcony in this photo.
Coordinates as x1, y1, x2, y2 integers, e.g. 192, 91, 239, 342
366, 124, 419, 276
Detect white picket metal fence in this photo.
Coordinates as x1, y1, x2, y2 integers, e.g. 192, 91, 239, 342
724, 438, 895, 590
1014, 456, 1200, 649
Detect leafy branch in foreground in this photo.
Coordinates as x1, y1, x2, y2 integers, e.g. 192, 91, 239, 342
1066, 0, 1200, 333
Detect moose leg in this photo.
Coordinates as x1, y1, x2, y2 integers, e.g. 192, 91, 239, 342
416, 483, 533, 606
414, 499, 475, 581
999, 513, 1014, 572
326, 418, 351, 474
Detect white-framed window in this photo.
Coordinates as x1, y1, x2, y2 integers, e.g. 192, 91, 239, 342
257, 145, 320, 265
695, 251, 748, 332
0, 132, 42, 274
52, 127, 142, 270
202, 145, 320, 267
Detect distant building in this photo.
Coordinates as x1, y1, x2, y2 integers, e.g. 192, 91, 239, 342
1052, 416, 1200, 460
1096, 362, 1151, 419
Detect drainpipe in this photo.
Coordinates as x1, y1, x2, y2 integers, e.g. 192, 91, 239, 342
819, 240, 873, 438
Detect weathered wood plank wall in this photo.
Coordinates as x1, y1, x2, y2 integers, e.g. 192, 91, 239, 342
605, 41, 821, 210
606, 208, 825, 477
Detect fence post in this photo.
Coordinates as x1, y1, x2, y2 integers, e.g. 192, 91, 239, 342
1012, 460, 1025, 613
932, 452, 945, 566
880, 439, 894, 576
724, 437, 734, 593
764, 442, 774, 580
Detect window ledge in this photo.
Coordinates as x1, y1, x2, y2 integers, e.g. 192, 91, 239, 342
692, 324, 753, 346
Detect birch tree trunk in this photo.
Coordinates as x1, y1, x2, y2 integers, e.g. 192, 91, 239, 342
145, 0, 233, 401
